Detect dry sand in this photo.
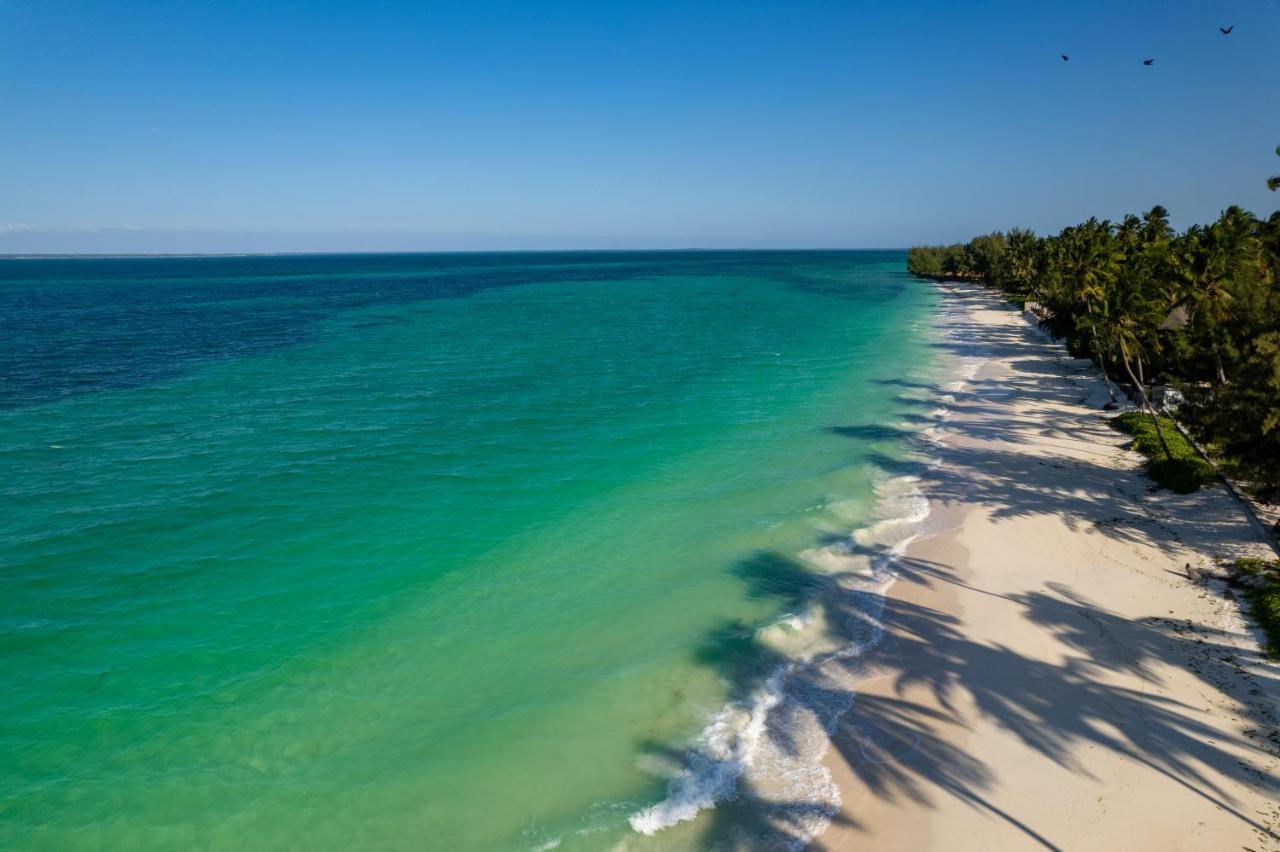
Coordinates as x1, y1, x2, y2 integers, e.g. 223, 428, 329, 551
813, 282, 1280, 851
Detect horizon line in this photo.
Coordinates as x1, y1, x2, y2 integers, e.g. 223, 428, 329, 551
0, 247, 911, 259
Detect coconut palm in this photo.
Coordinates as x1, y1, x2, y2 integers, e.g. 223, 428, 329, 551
906, 196, 1280, 489
1000, 228, 1040, 296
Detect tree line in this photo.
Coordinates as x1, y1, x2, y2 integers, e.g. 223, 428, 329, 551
907, 153, 1280, 495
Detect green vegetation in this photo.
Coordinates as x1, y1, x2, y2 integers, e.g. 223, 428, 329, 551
1231, 557, 1278, 578
1111, 412, 1216, 493
1226, 558, 1280, 657
909, 148, 1280, 496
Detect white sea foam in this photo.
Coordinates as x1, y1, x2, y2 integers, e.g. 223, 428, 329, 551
628, 472, 930, 843
628, 283, 988, 846
628, 669, 784, 835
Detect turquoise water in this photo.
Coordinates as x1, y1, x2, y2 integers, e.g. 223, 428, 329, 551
0, 251, 937, 850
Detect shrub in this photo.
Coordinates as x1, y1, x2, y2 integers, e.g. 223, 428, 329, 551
1227, 558, 1280, 658
1247, 587, 1280, 658
1112, 412, 1217, 493
1232, 557, 1276, 578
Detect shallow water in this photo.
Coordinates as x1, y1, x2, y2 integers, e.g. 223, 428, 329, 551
0, 251, 939, 850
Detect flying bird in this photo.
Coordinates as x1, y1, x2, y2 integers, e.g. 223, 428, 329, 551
1143, 58, 1154, 66
1220, 25, 1233, 35
1061, 54, 1069, 61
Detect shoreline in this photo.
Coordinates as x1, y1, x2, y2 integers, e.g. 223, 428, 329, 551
812, 281, 1280, 851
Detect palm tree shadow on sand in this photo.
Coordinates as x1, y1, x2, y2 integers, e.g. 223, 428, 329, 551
652, 302, 1280, 851
681, 548, 1279, 851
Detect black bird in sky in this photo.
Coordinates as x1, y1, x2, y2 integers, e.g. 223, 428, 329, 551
1061, 54, 1069, 61
1220, 25, 1233, 35
1143, 58, 1154, 66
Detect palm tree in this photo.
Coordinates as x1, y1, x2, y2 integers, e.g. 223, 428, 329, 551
1062, 220, 1124, 400
1100, 286, 1176, 460
1000, 228, 1040, 296
1175, 226, 1232, 385
1179, 208, 1264, 385
1269, 145, 1279, 192
907, 192, 1280, 490
1130, 207, 1177, 382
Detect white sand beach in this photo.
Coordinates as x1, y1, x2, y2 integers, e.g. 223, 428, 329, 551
814, 282, 1280, 851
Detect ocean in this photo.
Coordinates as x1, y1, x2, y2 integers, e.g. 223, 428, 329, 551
0, 251, 942, 850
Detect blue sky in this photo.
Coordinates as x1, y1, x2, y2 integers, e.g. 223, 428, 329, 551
2, 0, 1278, 252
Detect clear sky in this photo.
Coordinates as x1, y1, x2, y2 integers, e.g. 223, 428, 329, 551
2, 0, 1278, 253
